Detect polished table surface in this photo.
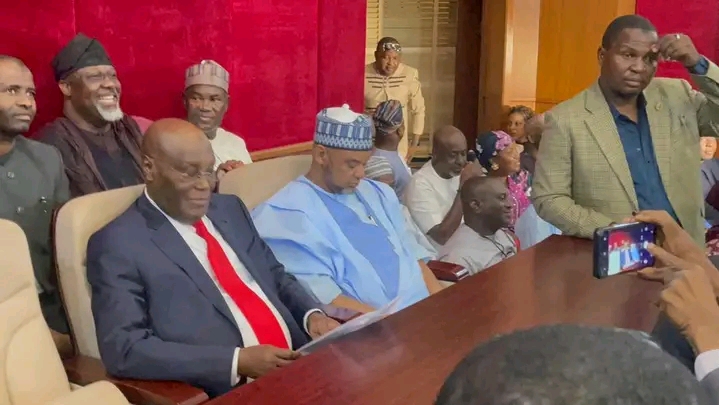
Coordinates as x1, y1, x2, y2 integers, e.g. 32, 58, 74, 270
207, 236, 662, 405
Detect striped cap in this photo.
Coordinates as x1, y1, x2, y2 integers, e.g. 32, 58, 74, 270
185, 60, 230, 92
365, 156, 393, 179
314, 104, 373, 151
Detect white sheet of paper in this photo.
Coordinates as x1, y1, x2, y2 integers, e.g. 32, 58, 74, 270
298, 297, 401, 354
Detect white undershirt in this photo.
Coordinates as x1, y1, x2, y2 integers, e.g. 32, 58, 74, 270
403, 161, 461, 247
210, 128, 253, 170
145, 190, 315, 385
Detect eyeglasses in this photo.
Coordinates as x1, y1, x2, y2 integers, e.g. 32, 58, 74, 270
172, 167, 217, 186
163, 162, 217, 186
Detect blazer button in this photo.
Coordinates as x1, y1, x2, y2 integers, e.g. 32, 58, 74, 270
7, 171, 15, 179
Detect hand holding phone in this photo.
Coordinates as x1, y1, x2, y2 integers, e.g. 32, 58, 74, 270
593, 222, 657, 279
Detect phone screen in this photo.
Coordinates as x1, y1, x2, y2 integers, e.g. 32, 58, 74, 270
595, 222, 657, 277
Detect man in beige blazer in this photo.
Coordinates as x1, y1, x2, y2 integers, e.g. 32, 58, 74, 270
364, 37, 426, 160
532, 15, 719, 245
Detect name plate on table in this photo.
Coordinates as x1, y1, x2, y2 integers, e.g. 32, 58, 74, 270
427, 260, 469, 282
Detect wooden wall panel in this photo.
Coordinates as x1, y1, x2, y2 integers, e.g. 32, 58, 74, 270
477, 0, 508, 132
502, 0, 541, 111
534, 0, 636, 112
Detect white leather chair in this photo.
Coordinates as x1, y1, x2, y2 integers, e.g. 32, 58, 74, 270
0, 219, 129, 405
53, 185, 208, 405
218, 155, 312, 209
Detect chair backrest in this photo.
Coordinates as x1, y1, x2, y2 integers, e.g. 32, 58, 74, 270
218, 155, 312, 210
54, 185, 145, 359
0, 219, 72, 404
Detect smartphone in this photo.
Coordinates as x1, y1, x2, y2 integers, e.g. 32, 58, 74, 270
593, 222, 657, 279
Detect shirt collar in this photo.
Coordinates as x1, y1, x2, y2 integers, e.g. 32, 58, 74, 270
144, 188, 200, 229
607, 92, 647, 120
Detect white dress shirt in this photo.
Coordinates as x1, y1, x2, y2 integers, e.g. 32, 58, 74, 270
696, 349, 719, 381
145, 190, 316, 385
403, 161, 461, 247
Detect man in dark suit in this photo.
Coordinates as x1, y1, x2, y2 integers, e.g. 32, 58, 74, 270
87, 118, 339, 397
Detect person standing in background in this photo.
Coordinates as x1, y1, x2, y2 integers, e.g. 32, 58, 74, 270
532, 15, 719, 245
184, 60, 251, 179
364, 37, 425, 161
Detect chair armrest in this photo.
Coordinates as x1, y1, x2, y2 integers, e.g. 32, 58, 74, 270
427, 260, 470, 282
320, 305, 362, 324
63, 355, 208, 405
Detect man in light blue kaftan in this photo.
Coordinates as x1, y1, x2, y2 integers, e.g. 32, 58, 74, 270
252, 104, 444, 314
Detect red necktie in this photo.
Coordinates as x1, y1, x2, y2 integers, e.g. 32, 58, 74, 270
194, 220, 289, 349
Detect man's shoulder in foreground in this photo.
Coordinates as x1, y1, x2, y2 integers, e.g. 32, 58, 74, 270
15, 136, 63, 164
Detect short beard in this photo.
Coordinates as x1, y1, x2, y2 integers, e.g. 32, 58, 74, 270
94, 103, 124, 122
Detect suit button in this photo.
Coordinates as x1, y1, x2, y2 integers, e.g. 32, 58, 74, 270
7, 171, 15, 179
16, 206, 24, 214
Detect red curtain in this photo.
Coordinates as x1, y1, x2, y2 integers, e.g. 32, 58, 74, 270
0, 0, 365, 151
636, 0, 719, 81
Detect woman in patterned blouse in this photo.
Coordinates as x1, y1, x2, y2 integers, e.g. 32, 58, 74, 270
475, 130, 530, 228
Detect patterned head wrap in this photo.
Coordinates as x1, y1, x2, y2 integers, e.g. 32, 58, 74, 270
377, 37, 402, 53
373, 100, 403, 134
476, 130, 513, 171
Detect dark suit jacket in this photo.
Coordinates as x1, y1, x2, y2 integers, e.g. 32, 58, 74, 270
87, 193, 318, 397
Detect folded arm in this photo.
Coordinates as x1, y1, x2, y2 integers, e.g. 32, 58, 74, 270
87, 240, 235, 394
530, 113, 614, 238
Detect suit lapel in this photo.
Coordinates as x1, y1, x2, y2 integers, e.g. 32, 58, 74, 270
206, 205, 272, 299
643, 84, 672, 196
137, 194, 239, 330
583, 82, 637, 208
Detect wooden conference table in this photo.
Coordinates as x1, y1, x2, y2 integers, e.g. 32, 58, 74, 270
207, 236, 662, 405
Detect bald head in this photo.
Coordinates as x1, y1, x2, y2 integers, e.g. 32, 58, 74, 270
460, 176, 501, 202
143, 118, 216, 224
143, 118, 210, 159
432, 125, 464, 150
431, 125, 467, 178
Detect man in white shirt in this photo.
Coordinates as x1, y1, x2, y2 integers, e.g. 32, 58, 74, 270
438, 177, 517, 275
184, 60, 252, 177
86, 118, 338, 397
403, 125, 483, 247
